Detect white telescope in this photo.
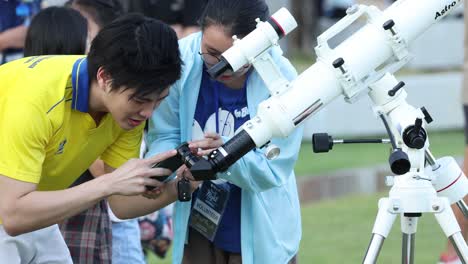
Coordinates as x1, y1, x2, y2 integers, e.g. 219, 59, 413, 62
189, 0, 464, 175
182, 1, 468, 262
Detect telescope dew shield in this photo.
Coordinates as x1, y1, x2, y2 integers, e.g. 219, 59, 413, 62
267, 7, 297, 38
207, 7, 297, 79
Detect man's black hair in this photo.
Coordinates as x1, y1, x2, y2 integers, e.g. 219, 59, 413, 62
24, 7, 87, 56
199, 0, 269, 37
87, 13, 182, 98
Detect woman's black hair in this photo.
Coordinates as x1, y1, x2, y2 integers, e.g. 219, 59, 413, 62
24, 6, 87, 56
87, 13, 182, 98
71, 0, 124, 27
199, 0, 269, 37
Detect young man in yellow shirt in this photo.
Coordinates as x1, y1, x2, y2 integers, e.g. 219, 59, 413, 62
0, 14, 183, 263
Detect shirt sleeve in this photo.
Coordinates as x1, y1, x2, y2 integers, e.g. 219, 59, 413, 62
100, 123, 144, 169
0, 98, 51, 183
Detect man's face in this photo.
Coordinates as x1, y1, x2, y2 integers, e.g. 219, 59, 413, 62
104, 87, 169, 130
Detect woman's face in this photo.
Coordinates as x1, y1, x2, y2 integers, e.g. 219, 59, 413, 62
200, 25, 250, 84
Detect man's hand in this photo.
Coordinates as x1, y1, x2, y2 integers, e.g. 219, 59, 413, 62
142, 169, 200, 200
188, 132, 223, 156
103, 150, 177, 196
141, 185, 163, 199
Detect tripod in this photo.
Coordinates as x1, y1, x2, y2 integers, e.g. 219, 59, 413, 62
347, 73, 468, 264
363, 156, 468, 263
313, 73, 468, 263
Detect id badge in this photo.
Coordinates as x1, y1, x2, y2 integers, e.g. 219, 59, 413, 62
189, 180, 230, 241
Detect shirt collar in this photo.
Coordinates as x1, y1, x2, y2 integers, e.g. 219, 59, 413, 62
71, 57, 90, 112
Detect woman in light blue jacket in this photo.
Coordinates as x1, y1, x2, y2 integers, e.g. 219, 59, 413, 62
146, 0, 303, 263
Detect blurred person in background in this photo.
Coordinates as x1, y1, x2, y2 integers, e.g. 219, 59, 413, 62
124, 0, 208, 39
323, 0, 354, 19
289, 0, 322, 56
137, 124, 176, 262
24, 6, 87, 57
0, 0, 41, 64
41, 0, 69, 7
145, 0, 302, 263
139, 204, 174, 261
68, 0, 124, 51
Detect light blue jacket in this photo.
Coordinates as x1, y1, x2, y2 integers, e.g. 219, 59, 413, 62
146, 32, 303, 264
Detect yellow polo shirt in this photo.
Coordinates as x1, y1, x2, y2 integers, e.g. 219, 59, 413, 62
0, 56, 144, 192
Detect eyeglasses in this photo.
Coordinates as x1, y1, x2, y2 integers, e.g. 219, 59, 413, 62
198, 51, 221, 67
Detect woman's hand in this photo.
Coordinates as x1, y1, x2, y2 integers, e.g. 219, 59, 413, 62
188, 132, 223, 156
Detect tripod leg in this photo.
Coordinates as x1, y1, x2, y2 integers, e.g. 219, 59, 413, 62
401, 216, 419, 264
456, 200, 468, 219
434, 198, 468, 263
450, 235, 468, 264
363, 198, 397, 264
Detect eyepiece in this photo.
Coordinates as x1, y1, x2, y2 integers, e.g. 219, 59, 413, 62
207, 58, 233, 79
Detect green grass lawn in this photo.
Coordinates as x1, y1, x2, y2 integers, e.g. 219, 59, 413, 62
150, 192, 448, 264
299, 192, 448, 263
295, 129, 466, 176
